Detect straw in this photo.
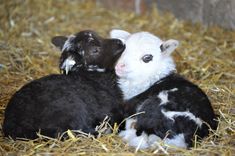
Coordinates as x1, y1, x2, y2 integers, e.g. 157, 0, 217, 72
0, 0, 234, 155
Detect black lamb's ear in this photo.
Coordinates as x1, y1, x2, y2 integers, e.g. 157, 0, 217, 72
51, 36, 68, 50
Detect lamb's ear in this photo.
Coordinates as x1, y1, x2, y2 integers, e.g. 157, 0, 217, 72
51, 36, 68, 51
110, 29, 130, 42
160, 39, 179, 56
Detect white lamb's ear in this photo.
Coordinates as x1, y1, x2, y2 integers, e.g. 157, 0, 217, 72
110, 29, 130, 42
160, 39, 179, 56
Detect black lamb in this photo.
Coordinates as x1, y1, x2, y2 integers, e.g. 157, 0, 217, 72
3, 30, 125, 139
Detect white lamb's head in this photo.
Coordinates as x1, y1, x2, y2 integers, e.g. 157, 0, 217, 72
110, 30, 179, 83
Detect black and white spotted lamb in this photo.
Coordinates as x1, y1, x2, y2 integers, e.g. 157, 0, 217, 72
110, 30, 218, 149
3, 30, 125, 139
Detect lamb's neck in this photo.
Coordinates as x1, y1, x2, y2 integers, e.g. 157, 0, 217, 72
118, 71, 174, 101
118, 78, 151, 101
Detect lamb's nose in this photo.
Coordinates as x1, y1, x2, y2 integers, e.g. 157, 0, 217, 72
115, 63, 125, 71
117, 39, 123, 46
115, 63, 125, 76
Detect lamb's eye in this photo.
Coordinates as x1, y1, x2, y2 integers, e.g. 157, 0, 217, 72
142, 54, 153, 63
92, 47, 100, 54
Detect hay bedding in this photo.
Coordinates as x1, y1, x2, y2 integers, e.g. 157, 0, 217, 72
0, 0, 234, 155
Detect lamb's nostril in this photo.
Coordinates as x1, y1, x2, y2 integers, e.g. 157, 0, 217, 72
120, 64, 125, 68
116, 63, 125, 70
118, 40, 122, 45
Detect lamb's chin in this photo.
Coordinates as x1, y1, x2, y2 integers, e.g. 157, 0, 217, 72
115, 70, 130, 80
115, 70, 127, 78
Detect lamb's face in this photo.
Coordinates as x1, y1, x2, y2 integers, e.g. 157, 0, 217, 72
52, 30, 125, 74
115, 32, 163, 79
110, 30, 179, 82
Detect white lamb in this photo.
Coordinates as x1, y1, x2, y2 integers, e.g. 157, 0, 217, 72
111, 30, 218, 149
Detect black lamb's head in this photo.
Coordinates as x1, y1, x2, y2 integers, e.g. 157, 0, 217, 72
51, 30, 125, 74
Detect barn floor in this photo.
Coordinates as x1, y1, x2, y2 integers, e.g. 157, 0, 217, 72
0, 0, 234, 155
